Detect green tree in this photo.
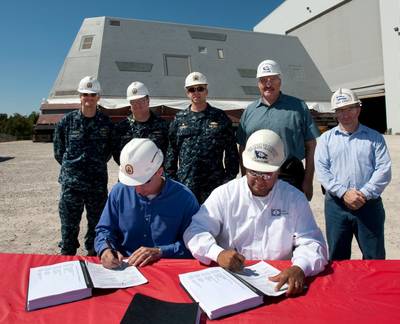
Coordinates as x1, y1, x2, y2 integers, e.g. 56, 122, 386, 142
0, 111, 39, 140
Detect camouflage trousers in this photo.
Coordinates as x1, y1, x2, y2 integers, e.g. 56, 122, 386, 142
58, 185, 108, 255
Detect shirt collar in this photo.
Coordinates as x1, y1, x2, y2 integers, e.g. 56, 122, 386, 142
255, 92, 283, 108
128, 110, 154, 124
334, 123, 367, 136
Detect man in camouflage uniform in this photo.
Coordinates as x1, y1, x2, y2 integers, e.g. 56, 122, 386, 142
165, 72, 239, 203
112, 81, 168, 164
53, 76, 113, 255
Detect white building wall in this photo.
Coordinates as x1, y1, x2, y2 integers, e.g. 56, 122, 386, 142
254, 0, 346, 34
380, 0, 400, 134
287, 0, 383, 93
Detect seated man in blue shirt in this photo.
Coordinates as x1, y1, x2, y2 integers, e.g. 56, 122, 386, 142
314, 88, 391, 260
95, 138, 199, 269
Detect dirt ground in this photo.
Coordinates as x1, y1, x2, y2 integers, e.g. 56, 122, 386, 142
0, 137, 399, 258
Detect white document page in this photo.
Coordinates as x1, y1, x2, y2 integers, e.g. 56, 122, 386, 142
235, 261, 288, 296
28, 261, 87, 300
85, 261, 148, 289
179, 267, 260, 312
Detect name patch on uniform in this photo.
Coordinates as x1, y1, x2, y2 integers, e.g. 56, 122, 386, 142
209, 122, 219, 128
179, 124, 188, 129
125, 164, 134, 175
99, 128, 109, 137
70, 130, 83, 139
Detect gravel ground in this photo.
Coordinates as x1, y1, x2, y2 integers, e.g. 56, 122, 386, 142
0, 137, 399, 258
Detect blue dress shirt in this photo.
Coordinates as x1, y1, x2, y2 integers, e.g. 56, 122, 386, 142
94, 178, 199, 258
315, 124, 391, 200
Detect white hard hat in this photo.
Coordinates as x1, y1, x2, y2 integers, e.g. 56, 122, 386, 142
127, 81, 149, 101
185, 72, 208, 88
331, 88, 361, 110
242, 129, 285, 173
77, 76, 101, 94
256, 60, 281, 78
119, 138, 164, 186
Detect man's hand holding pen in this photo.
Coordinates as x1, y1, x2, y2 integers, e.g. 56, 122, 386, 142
100, 239, 124, 269
217, 249, 246, 272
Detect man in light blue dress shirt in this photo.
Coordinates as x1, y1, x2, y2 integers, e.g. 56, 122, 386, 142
314, 88, 391, 260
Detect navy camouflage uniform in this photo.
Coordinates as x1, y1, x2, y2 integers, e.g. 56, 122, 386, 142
112, 111, 168, 165
53, 109, 113, 255
165, 104, 239, 203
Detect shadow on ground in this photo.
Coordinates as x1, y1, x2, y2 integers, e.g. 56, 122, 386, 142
0, 156, 14, 162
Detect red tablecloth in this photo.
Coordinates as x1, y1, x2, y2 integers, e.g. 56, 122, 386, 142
0, 253, 400, 323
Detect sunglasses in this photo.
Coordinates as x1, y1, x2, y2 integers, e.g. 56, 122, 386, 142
81, 93, 97, 97
187, 86, 206, 93
247, 169, 274, 180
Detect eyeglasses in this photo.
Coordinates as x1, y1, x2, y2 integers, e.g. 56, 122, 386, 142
81, 93, 97, 97
258, 76, 280, 84
187, 86, 206, 93
247, 169, 274, 180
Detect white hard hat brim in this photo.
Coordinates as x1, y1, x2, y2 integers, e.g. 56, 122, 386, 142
332, 101, 361, 111
127, 94, 147, 101
78, 89, 99, 94
185, 82, 208, 88
242, 153, 281, 173
118, 169, 152, 186
257, 72, 281, 78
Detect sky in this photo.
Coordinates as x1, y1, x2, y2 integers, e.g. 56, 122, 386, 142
0, 0, 283, 116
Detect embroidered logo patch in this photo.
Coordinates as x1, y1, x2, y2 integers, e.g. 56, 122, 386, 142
125, 164, 134, 175
262, 64, 272, 72
254, 150, 268, 160
248, 143, 277, 163
271, 209, 288, 216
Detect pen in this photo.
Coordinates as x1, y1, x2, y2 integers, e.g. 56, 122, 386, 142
105, 238, 119, 259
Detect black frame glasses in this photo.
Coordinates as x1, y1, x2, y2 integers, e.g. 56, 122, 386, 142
247, 169, 274, 180
187, 86, 206, 93
81, 93, 97, 97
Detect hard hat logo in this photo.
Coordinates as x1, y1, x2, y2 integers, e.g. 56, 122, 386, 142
250, 143, 276, 162
132, 88, 138, 95
262, 65, 272, 72
87, 82, 93, 88
254, 149, 269, 161
125, 164, 134, 175
193, 75, 199, 81
335, 94, 351, 104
